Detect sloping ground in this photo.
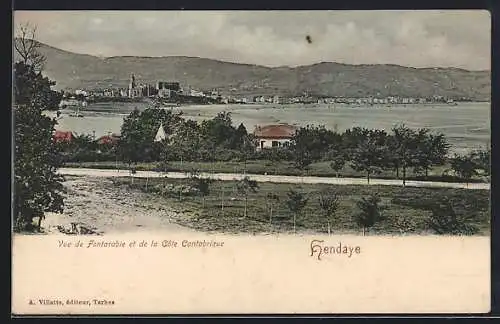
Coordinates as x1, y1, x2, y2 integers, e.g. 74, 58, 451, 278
42, 176, 194, 235
24, 41, 491, 100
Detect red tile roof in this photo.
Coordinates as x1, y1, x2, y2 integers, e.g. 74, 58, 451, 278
97, 134, 120, 145
53, 131, 73, 143
253, 124, 298, 139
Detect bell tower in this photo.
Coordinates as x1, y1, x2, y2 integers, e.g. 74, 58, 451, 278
128, 73, 136, 97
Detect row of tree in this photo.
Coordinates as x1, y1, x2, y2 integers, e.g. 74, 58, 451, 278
114, 108, 489, 184
118, 109, 254, 164
293, 124, 451, 185
180, 174, 480, 236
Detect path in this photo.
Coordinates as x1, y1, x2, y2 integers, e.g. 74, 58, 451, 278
43, 176, 194, 235
58, 168, 490, 190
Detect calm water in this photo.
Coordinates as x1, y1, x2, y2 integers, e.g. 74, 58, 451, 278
49, 102, 490, 154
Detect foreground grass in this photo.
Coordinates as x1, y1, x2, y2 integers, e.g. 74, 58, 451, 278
110, 176, 490, 236
65, 160, 488, 184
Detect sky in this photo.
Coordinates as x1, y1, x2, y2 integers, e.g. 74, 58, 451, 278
14, 10, 491, 71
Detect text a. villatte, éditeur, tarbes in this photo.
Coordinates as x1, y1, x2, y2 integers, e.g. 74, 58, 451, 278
310, 240, 361, 260
33, 298, 115, 306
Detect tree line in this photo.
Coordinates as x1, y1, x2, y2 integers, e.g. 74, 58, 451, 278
56, 106, 489, 185
109, 108, 489, 184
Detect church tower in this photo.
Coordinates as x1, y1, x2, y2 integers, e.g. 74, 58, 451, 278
128, 73, 136, 98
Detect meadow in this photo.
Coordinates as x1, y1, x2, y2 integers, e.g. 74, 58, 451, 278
111, 176, 491, 236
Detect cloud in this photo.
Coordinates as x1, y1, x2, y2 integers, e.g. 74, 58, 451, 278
13, 10, 490, 70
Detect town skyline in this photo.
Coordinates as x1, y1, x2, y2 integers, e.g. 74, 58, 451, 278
14, 10, 491, 71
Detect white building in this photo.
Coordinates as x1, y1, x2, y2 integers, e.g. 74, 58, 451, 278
253, 124, 298, 150
74, 89, 88, 97
154, 123, 167, 142
190, 89, 204, 97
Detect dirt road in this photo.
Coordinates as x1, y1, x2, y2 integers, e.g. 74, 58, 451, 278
58, 167, 490, 190
43, 176, 194, 235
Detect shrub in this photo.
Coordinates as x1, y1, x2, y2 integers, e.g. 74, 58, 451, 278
354, 194, 384, 235
425, 198, 479, 235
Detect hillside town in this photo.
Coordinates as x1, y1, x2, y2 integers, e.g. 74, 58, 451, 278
58, 72, 467, 108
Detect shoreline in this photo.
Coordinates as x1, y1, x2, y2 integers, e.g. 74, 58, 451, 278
46, 101, 490, 155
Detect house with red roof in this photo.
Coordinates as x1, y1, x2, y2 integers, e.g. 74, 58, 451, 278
97, 134, 120, 146
253, 124, 298, 150
53, 130, 73, 143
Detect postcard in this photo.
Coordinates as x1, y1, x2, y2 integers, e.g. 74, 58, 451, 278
12, 10, 491, 315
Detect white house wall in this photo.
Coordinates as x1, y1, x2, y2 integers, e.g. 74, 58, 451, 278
256, 138, 293, 150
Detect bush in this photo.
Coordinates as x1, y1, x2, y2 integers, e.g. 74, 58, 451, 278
354, 194, 384, 235
216, 148, 245, 162
425, 198, 479, 235
62, 150, 116, 162
386, 212, 421, 234
151, 183, 199, 197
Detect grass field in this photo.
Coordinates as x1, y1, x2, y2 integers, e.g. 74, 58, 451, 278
111, 176, 490, 236
65, 159, 488, 184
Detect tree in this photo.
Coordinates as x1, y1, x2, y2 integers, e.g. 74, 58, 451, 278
286, 189, 308, 233
13, 24, 64, 232
14, 61, 62, 111
293, 125, 340, 162
354, 195, 383, 236
350, 132, 387, 183
14, 23, 46, 73
169, 119, 202, 161
390, 124, 419, 186
471, 149, 490, 177
450, 154, 478, 186
318, 189, 340, 235
342, 127, 370, 154
413, 130, 450, 178
426, 133, 449, 175
294, 148, 313, 171
200, 112, 238, 149
425, 198, 479, 235
72, 133, 98, 151
236, 176, 259, 217
266, 192, 280, 224
190, 173, 212, 208
119, 108, 183, 166
329, 152, 346, 178
119, 108, 143, 167
233, 123, 249, 150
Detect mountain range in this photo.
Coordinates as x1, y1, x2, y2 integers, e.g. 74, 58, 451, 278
20, 41, 491, 101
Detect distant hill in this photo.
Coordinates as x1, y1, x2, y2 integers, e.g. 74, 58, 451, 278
17, 41, 491, 101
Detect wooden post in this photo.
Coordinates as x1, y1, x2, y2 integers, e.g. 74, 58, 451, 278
221, 187, 224, 213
